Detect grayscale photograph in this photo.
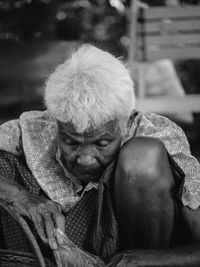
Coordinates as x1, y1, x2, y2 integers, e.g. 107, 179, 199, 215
0, 0, 200, 266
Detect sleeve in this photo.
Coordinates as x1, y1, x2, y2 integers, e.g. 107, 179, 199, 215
135, 112, 200, 210
0, 119, 23, 156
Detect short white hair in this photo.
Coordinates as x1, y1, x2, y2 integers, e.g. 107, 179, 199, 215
44, 44, 135, 134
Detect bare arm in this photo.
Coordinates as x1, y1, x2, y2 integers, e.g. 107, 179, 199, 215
0, 175, 26, 203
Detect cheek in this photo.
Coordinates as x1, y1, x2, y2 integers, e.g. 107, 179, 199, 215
59, 142, 77, 161
99, 141, 121, 164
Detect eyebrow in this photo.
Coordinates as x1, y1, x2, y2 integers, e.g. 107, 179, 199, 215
60, 130, 114, 141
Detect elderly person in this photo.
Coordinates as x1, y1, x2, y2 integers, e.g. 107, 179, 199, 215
0, 44, 200, 266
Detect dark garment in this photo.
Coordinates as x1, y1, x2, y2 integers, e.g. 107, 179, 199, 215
0, 150, 119, 263
0, 149, 185, 264
0, 151, 41, 252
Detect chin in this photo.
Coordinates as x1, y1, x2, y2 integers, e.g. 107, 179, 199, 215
77, 172, 101, 183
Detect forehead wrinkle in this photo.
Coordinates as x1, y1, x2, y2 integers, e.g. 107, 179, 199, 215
58, 120, 120, 141
61, 129, 115, 143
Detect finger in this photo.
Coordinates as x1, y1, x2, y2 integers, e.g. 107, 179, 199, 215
33, 214, 48, 244
46, 202, 65, 233
43, 212, 58, 250
28, 207, 48, 244
54, 211, 65, 234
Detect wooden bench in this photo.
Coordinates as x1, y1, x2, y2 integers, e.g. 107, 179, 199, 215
128, 2, 200, 113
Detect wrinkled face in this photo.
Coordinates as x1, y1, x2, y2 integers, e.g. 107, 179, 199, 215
57, 120, 123, 183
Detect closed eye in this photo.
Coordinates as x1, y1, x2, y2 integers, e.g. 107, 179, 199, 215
96, 140, 110, 147
64, 138, 79, 146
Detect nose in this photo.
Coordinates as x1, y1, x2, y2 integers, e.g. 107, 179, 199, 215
77, 155, 98, 166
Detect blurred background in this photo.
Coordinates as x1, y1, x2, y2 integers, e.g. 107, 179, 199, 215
0, 0, 200, 159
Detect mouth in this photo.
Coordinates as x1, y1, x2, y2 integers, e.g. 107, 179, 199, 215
72, 164, 103, 181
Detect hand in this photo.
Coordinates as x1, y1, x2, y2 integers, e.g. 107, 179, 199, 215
10, 190, 65, 250
54, 229, 105, 267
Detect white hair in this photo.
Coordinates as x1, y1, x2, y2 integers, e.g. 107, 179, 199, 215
44, 44, 135, 134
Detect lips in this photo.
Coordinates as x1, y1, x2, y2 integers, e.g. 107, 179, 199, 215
70, 162, 103, 181
74, 164, 102, 175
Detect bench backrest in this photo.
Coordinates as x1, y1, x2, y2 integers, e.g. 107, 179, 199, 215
132, 5, 200, 62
